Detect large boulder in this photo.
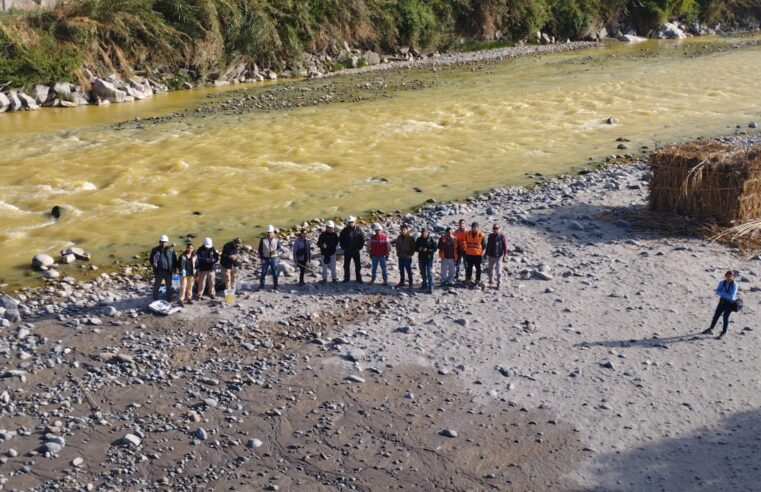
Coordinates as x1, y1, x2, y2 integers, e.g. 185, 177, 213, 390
32, 253, 55, 270
53, 82, 73, 101
6, 91, 23, 111
92, 79, 128, 103
60, 247, 91, 261
0, 296, 19, 310
362, 50, 381, 66
653, 22, 687, 39
0, 92, 9, 113
70, 90, 90, 106
33, 84, 51, 105
618, 34, 647, 43
18, 91, 40, 110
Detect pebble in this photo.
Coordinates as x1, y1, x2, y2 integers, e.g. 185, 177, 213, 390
440, 429, 458, 438
345, 375, 366, 384
118, 434, 142, 448
246, 438, 263, 449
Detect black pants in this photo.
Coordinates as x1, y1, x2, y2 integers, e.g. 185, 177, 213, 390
710, 299, 733, 334
298, 265, 306, 284
343, 251, 362, 281
153, 271, 173, 301
465, 255, 482, 283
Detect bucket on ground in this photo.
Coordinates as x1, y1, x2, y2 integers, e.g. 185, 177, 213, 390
171, 274, 180, 291
224, 289, 235, 304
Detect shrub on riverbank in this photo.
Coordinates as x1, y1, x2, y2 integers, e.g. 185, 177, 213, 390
0, 0, 759, 88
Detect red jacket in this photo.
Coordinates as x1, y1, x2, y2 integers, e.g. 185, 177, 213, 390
368, 233, 390, 257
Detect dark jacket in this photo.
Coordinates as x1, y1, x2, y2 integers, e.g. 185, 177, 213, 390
485, 232, 508, 258
150, 245, 177, 274
196, 246, 219, 272
293, 237, 312, 263
395, 234, 416, 259
317, 231, 339, 257
220, 241, 241, 269
415, 235, 438, 261
179, 252, 196, 277
339, 226, 365, 254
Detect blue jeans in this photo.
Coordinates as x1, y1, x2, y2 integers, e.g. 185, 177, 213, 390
455, 255, 463, 280
260, 257, 279, 287
371, 256, 388, 283
399, 257, 413, 285
419, 257, 433, 291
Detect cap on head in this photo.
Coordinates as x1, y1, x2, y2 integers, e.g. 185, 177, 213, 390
266, 225, 275, 233
346, 215, 356, 223
233, 237, 241, 245
203, 237, 213, 247
159, 234, 169, 243
372, 223, 383, 231
326, 220, 335, 228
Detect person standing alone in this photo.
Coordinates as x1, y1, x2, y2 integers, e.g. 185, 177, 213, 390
702, 271, 740, 339
339, 216, 365, 283
150, 235, 177, 302
485, 224, 508, 289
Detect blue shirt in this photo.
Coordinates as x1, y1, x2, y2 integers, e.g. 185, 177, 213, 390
715, 280, 738, 302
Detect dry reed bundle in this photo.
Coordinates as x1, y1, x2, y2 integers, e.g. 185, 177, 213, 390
649, 140, 761, 225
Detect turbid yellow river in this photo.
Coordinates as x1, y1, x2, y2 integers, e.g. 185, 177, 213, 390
1, 37, 760, 286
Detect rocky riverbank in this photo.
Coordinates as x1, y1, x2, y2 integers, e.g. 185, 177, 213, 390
1, 132, 760, 490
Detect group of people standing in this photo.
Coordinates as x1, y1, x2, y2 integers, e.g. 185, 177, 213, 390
149, 217, 510, 302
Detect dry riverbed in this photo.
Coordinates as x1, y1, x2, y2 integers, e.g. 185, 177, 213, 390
1, 136, 760, 491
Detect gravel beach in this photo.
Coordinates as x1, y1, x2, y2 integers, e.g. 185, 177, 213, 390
1, 135, 760, 490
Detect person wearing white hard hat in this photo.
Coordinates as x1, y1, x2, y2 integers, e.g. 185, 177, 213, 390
317, 220, 339, 283
367, 223, 390, 285
339, 216, 365, 283
195, 237, 219, 299
258, 225, 284, 291
150, 234, 178, 302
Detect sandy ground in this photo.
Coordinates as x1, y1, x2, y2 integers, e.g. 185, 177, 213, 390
1, 155, 760, 491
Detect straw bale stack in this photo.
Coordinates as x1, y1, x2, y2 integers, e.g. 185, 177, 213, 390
649, 140, 761, 225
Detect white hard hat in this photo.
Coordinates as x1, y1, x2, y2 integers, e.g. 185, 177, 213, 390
266, 225, 275, 233
346, 215, 356, 222
326, 220, 335, 228
372, 223, 383, 231
159, 234, 169, 242
203, 237, 212, 247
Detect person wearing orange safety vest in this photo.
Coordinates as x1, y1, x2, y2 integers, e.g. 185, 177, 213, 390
464, 222, 486, 286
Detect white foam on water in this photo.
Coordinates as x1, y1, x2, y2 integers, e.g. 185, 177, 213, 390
0, 201, 32, 215
108, 199, 160, 214
387, 120, 445, 135
266, 161, 332, 172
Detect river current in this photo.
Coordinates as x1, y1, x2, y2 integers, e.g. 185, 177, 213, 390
1, 37, 759, 286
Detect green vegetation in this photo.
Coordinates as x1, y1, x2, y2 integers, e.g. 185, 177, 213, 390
0, 0, 759, 88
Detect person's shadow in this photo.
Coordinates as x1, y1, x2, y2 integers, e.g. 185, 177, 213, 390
575, 333, 707, 349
